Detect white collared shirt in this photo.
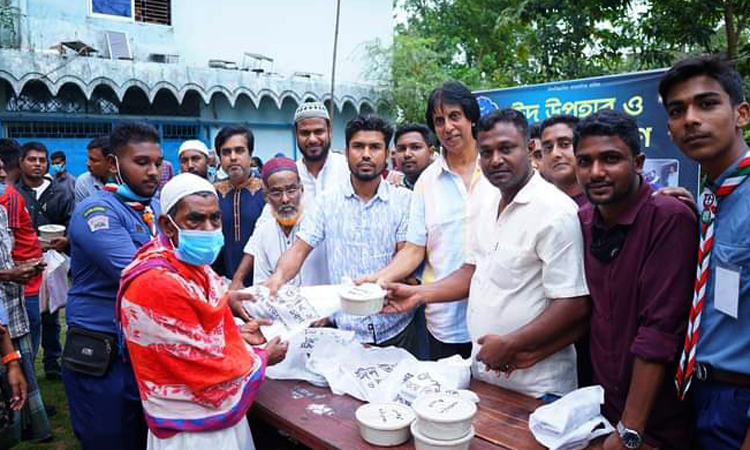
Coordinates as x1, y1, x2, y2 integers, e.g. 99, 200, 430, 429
406, 153, 495, 343
244, 216, 329, 287
297, 151, 350, 202
466, 171, 589, 398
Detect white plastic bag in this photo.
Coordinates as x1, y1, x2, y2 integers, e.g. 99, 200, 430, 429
529, 385, 614, 450
387, 355, 472, 406
266, 327, 355, 387
241, 284, 342, 341
39, 250, 70, 313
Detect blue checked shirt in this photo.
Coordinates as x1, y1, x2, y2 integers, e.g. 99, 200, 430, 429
297, 179, 413, 344
0, 206, 29, 339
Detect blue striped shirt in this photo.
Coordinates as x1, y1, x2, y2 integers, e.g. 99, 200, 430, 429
297, 179, 413, 344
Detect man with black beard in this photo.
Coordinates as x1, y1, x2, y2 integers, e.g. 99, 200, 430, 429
293, 102, 350, 201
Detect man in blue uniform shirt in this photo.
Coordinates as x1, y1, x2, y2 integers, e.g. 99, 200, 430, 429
63, 121, 162, 450
213, 125, 265, 285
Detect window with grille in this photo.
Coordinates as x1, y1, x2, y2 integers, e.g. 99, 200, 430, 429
162, 123, 199, 140
3, 121, 113, 139
135, 0, 171, 26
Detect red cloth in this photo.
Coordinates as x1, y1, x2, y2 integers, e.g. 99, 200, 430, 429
0, 186, 42, 296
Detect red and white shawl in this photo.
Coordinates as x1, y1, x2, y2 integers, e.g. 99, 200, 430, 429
118, 234, 267, 438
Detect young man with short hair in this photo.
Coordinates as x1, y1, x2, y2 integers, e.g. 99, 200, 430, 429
575, 110, 696, 450
49, 150, 76, 198
75, 136, 111, 203
64, 121, 163, 450
385, 109, 590, 398
540, 115, 587, 206
265, 115, 419, 355
213, 126, 265, 286
17, 141, 74, 380
388, 123, 436, 190
661, 55, 750, 450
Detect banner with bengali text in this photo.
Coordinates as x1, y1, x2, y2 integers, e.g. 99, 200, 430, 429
474, 69, 699, 195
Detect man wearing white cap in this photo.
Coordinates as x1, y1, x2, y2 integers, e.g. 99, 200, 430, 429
294, 101, 349, 201
178, 140, 210, 180
118, 173, 287, 450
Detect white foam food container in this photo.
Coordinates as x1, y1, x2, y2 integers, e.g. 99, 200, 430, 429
411, 421, 474, 450
338, 283, 386, 316
355, 402, 415, 447
38, 224, 66, 244
412, 393, 477, 441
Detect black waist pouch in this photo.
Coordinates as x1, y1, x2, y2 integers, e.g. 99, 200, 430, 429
62, 327, 116, 377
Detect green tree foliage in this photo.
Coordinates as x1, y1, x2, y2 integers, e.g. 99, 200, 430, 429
369, 0, 750, 122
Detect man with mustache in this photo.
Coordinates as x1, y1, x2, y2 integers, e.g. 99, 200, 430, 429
265, 115, 420, 355
178, 139, 210, 180
229, 157, 328, 289
540, 115, 588, 207
661, 56, 750, 450
64, 121, 163, 450
574, 110, 696, 450
384, 109, 590, 398
75, 137, 111, 203
388, 123, 436, 190
213, 126, 265, 287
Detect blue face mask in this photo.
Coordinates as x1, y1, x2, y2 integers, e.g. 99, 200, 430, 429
0, 182, 6, 196
50, 163, 65, 176
114, 157, 151, 202
250, 167, 261, 178
169, 217, 224, 266
208, 165, 218, 178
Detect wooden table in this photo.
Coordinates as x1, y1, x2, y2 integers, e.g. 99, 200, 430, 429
251, 378, 605, 450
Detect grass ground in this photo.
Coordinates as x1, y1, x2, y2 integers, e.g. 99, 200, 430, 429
16, 314, 79, 450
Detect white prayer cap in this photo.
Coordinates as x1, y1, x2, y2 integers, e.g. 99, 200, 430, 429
160, 173, 217, 215
178, 140, 210, 158
294, 101, 330, 122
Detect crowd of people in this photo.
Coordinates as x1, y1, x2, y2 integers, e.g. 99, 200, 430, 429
0, 54, 746, 450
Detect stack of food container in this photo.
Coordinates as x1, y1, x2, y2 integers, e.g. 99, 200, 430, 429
411, 393, 477, 450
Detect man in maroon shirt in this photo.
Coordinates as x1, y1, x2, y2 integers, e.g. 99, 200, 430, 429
574, 110, 696, 449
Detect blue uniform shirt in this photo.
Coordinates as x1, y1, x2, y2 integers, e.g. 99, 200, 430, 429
697, 153, 750, 376
66, 191, 160, 334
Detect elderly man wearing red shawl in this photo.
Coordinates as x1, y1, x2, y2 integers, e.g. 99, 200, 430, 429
118, 173, 288, 450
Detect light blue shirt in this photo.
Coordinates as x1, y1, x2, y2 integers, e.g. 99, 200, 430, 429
74, 171, 104, 203
297, 178, 413, 344
697, 151, 750, 379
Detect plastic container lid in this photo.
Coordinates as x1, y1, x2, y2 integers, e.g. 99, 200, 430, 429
38, 224, 66, 233
339, 283, 385, 302
413, 393, 477, 423
356, 402, 416, 431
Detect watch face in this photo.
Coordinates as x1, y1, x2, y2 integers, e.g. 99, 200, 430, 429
622, 430, 641, 449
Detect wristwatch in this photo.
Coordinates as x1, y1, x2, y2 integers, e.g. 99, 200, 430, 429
616, 421, 643, 449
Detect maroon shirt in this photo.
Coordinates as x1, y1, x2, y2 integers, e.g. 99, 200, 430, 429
579, 180, 697, 449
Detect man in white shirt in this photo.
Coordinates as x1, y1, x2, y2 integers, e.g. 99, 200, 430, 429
293, 102, 350, 201
385, 109, 590, 399
229, 157, 328, 289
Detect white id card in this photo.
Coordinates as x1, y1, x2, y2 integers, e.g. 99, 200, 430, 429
714, 265, 741, 319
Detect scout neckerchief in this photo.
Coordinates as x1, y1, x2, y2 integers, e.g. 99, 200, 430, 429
675, 150, 750, 399
103, 182, 156, 236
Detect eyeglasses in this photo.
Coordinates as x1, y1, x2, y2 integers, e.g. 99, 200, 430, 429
267, 185, 301, 201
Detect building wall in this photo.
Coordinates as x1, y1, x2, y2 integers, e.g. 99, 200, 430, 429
22, 0, 392, 83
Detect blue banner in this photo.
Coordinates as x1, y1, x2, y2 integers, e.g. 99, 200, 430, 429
474, 69, 699, 195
